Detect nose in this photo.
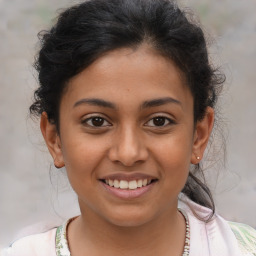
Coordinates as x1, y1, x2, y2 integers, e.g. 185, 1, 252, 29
108, 126, 149, 167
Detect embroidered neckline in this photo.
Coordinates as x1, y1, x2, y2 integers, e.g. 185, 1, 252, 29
179, 208, 190, 256
56, 218, 73, 256
55, 211, 190, 256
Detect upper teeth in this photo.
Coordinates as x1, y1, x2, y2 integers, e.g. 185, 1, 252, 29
106, 179, 151, 190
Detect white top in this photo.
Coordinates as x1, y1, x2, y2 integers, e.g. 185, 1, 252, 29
2, 197, 256, 256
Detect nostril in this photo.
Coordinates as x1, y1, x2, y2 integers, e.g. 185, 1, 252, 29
108, 148, 149, 167
107, 133, 149, 166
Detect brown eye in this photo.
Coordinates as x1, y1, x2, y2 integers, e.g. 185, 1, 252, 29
83, 116, 111, 127
145, 116, 174, 127
153, 117, 166, 126
91, 117, 104, 126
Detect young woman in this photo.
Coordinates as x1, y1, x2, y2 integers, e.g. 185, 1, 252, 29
3, 0, 256, 255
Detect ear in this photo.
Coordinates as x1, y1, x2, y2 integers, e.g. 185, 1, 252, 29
40, 112, 65, 168
191, 107, 214, 164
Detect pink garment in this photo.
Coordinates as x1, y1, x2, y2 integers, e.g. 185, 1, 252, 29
2, 197, 250, 256
2, 229, 57, 256
178, 198, 243, 256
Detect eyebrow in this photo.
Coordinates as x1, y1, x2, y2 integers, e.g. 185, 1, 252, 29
141, 97, 181, 109
73, 98, 117, 109
73, 97, 181, 109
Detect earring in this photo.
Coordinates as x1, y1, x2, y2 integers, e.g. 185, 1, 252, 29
196, 156, 200, 160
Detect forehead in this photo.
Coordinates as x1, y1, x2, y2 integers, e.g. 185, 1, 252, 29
62, 46, 193, 110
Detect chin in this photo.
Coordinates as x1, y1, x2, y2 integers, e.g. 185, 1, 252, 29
103, 207, 155, 228
108, 216, 150, 228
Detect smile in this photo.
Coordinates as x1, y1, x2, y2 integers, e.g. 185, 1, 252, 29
102, 178, 156, 190
99, 173, 159, 199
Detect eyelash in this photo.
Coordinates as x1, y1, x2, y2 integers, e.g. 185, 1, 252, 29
145, 116, 175, 127
81, 115, 175, 128
82, 116, 111, 128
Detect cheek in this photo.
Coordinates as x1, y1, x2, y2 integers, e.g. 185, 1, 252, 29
158, 147, 191, 178
60, 133, 108, 181
151, 130, 193, 184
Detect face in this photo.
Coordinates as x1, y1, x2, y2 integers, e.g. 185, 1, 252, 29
42, 46, 213, 227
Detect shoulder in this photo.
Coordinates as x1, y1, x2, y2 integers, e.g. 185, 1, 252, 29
228, 221, 256, 255
1, 228, 57, 256
179, 194, 256, 256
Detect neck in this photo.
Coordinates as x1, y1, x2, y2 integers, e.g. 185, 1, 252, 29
68, 202, 186, 256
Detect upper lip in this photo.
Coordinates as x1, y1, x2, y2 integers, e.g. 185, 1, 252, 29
99, 173, 158, 181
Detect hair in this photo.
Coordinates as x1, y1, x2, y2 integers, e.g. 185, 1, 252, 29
30, 0, 225, 220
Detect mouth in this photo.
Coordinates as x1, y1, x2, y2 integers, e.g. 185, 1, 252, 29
99, 178, 158, 190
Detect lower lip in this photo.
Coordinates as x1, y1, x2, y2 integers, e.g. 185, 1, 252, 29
101, 182, 156, 199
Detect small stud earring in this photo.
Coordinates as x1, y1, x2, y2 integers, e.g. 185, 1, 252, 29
196, 156, 200, 160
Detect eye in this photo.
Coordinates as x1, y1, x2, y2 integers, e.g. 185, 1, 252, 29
145, 116, 174, 127
82, 116, 111, 127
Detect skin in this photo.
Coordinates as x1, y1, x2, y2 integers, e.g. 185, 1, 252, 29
41, 46, 214, 256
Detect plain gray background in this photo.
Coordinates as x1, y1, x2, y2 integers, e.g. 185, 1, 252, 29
0, 0, 256, 247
